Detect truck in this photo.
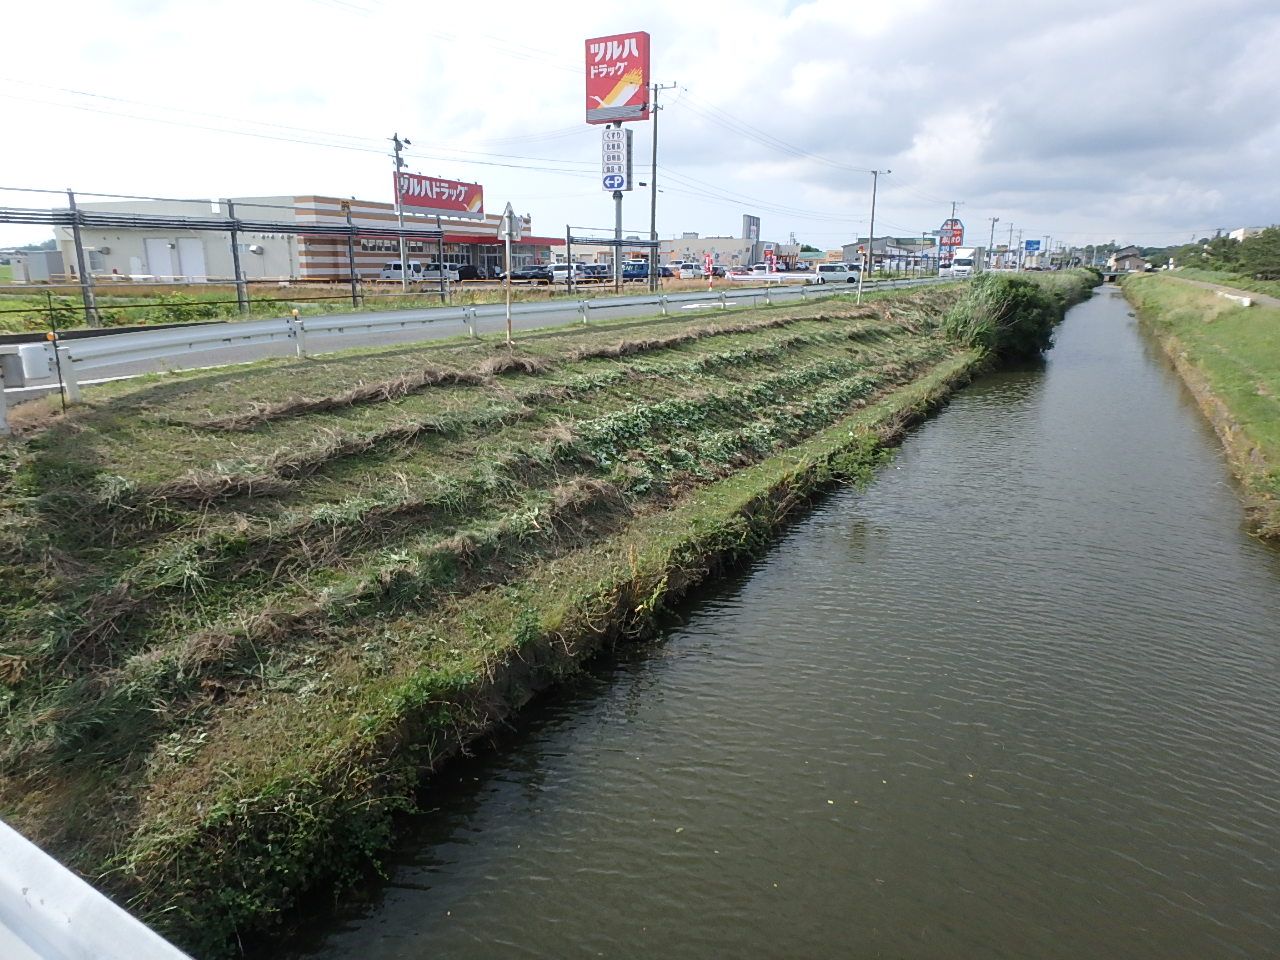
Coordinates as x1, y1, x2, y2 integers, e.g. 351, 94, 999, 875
949, 247, 985, 277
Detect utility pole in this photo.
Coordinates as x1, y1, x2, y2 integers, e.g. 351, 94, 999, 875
1043, 235, 1051, 269
391, 133, 411, 292
1007, 221, 1014, 268
65, 189, 99, 327
987, 217, 999, 268
856, 169, 890, 304
648, 81, 676, 292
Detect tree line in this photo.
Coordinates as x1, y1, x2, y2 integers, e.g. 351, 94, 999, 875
1141, 227, 1280, 279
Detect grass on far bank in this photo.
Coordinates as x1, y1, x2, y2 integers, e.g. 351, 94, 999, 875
1122, 272, 1280, 537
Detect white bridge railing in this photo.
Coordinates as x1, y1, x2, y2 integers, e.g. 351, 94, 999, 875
0, 819, 192, 959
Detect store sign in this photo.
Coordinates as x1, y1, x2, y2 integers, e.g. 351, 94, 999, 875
601, 126, 634, 191
396, 173, 484, 219
585, 31, 650, 124
940, 218, 964, 248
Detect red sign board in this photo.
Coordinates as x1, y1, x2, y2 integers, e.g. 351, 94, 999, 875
395, 173, 484, 220
585, 32, 650, 124
940, 218, 964, 248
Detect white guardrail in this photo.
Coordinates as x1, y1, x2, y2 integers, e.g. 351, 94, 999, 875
0, 278, 946, 434
0, 819, 192, 960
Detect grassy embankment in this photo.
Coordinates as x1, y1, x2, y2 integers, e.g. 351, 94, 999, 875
1122, 273, 1280, 538
0, 271, 1096, 956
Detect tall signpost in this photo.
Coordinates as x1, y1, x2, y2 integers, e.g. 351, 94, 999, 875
939, 218, 964, 272
586, 31, 651, 294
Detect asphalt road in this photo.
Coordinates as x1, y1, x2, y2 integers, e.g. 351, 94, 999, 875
3, 278, 945, 403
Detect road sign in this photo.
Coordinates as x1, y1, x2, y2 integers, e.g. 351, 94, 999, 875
1025, 239, 1041, 252
498, 202, 522, 241
601, 127, 633, 191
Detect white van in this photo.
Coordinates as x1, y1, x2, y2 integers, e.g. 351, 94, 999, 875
548, 262, 587, 282
378, 261, 460, 282
810, 262, 859, 283
677, 263, 703, 279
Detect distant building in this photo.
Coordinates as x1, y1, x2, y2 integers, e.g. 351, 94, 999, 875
1228, 227, 1264, 243
1107, 246, 1143, 270
843, 237, 934, 269
1112, 253, 1149, 272
43, 194, 557, 282
10, 249, 64, 283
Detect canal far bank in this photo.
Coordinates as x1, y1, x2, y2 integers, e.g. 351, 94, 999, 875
1122, 273, 1280, 538
0, 271, 1097, 957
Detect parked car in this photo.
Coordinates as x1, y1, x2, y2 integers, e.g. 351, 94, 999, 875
622, 260, 651, 281
658, 266, 675, 277
810, 262, 860, 283
751, 262, 772, 273
583, 263, 612, 282
709, 265, 727, 278
677, 263, 702, 279
378, 260, 421, 280
727, 265, 751, 276
378, 261, 461, 282
507, 265, 554, 284
456, 264, 486, 281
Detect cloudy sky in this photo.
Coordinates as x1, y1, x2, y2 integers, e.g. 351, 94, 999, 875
3, 0, 1277, 253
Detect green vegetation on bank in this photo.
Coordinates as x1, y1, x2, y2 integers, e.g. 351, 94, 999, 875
0, 273, 1096, 957
1122, 273, 1280, 537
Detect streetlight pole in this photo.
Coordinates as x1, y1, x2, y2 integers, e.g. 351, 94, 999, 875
856, 169, 889, 304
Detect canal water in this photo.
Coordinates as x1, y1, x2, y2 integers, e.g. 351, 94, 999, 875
298, 287, 1280, 959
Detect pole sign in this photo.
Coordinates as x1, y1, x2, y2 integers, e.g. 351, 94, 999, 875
1025, 239, 1041, 252
585, 32, 651, 124
939, 218, 964, 265
395, 173, 484, 219
601, 126, 633, 191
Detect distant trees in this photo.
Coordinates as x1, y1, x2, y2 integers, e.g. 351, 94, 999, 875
1167, 228, 1280, 278
1238, 227, 1280, 279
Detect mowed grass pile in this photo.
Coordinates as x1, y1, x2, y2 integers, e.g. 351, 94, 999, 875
1123, 273, 1280, 537
3, 285, 982, 954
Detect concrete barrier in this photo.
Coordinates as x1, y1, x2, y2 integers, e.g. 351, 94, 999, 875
1216, 290, 1253, 307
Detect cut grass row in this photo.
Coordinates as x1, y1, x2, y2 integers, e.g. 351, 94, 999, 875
1122, 273, 1280, 537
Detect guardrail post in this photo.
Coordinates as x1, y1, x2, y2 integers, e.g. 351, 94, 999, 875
56, 345, 81, 404
291, 310, 308, 358
719, 290, 728, 310
764, 286, 773, 306
660, 295, 669, 316
464, 306, 477, 338
800, 284, 808, 300
0, 364, 9, 437
579, 300, 590, 324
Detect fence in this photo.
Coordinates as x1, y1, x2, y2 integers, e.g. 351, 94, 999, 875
0, 275, 953, 435
1, 187, 451, 327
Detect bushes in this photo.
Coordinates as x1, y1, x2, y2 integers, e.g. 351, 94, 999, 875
941, 273, 1060, 357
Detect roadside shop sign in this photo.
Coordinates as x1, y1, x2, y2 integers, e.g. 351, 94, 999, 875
396, 173, 484, 219
585, 32, 651, 124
